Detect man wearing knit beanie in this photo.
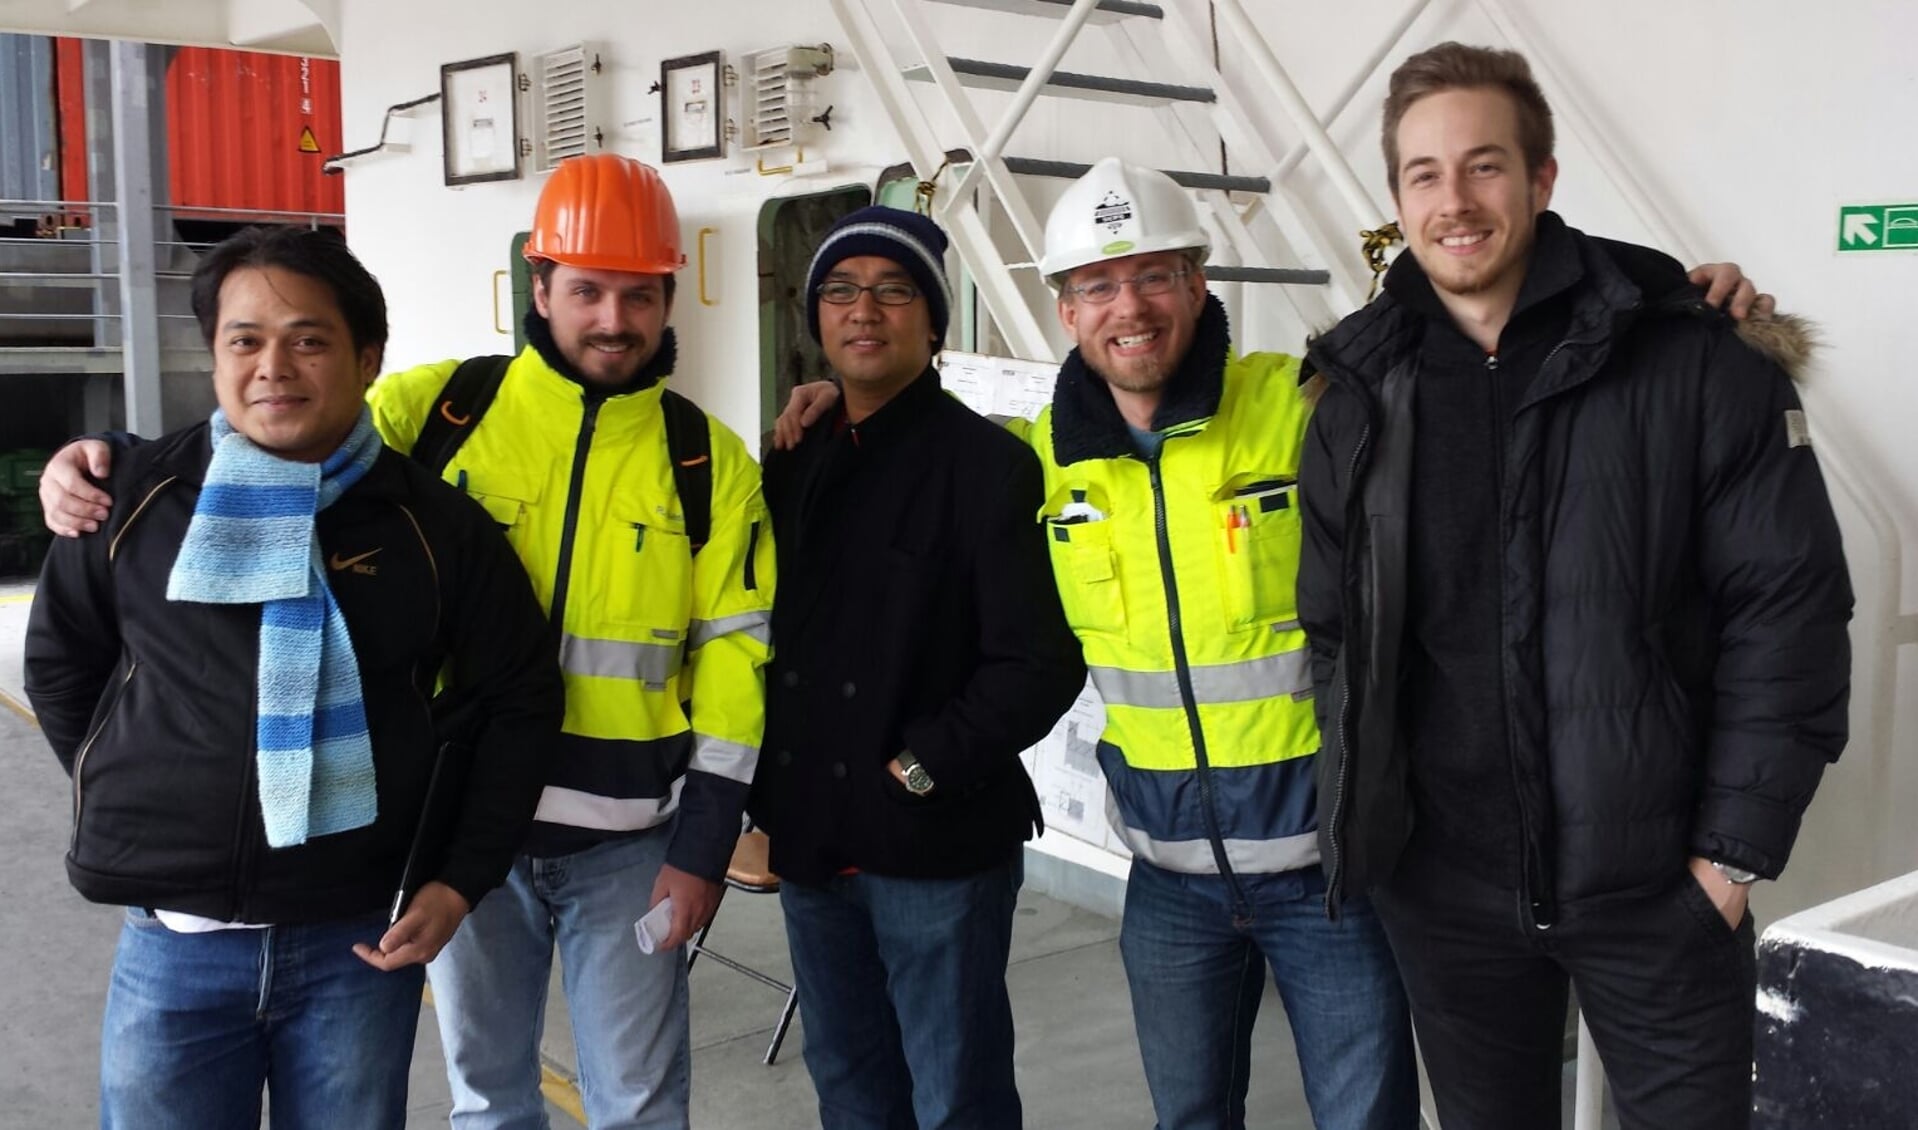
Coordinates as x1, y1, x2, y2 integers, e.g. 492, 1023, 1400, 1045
750, 205, 1084, 1129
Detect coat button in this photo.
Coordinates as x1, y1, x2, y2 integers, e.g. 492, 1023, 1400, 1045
841, 681, 857, 698
830, 761, 847, 779
781, 670, 800, 688
776, 749, 792, 767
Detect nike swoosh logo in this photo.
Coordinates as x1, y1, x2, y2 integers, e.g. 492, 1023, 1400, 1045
328, 549, 382, 572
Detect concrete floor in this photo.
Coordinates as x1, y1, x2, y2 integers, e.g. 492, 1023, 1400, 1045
0, 582, 1315, 1129
0, 580, 1611, 1129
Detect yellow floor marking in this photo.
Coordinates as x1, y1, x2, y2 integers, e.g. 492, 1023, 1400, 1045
0, 688, 37, 727
540, 1066, 590, 1124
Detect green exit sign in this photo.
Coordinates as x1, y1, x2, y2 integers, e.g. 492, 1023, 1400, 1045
1838, 203, 1918, 252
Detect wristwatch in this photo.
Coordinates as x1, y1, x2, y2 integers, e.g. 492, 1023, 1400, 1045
897, 750, 935, 797
1712, 860, 1761, 885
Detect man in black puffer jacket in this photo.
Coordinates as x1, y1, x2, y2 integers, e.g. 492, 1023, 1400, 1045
1297, 43, 1851, 1130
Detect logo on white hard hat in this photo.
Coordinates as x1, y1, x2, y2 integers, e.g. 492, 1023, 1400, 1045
1093, 191, 1134, 235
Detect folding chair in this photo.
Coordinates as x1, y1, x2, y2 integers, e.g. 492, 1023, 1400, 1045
686, 827, 800, 1065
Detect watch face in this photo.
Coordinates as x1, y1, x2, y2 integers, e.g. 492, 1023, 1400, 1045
905, 765, 934, 794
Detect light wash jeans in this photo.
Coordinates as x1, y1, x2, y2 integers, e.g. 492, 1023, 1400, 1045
1120, 859, 1419, 1130
100, 908, 423, 1130
427, 828, 690, 1130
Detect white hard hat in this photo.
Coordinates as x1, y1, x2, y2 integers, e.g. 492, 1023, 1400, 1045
1039, 157, 1210, 281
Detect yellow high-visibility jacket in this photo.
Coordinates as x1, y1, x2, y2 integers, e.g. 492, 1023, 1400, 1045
1015, 305, 1319, 878
368, 342, 774, 880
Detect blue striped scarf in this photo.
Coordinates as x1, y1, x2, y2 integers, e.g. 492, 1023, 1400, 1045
167, 408, 385, 848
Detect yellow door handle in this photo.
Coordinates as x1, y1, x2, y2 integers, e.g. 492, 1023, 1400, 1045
492, 269, 511, 335
697, 227, 718, 307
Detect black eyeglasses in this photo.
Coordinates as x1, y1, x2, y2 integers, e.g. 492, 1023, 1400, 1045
816, 280, 921, 306
1063, 269, 1191, 305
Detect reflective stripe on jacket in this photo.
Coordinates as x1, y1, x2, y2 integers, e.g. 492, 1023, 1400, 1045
368, 345, 774, 880
1020, 338, 1320, 877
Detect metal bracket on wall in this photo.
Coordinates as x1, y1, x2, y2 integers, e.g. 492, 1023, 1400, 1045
322, 91, 441, 175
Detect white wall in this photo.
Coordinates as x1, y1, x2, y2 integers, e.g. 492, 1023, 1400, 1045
333, 0, 1918, 917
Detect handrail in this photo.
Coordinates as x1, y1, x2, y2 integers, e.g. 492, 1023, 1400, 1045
0, 198, 119, 210
1265, 0, 1434, 184
2, 198, 344, 225
939, 0, 1105, 215
697, 228, 719, 307
885, 0, 1052, 263
1202, 0, 1387, 229
0, 272, 195, 282
832, 0, 1056, 359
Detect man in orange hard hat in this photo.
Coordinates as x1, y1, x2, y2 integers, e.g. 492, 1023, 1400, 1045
36, 153, 776, 1129
386, 155, 775, 1129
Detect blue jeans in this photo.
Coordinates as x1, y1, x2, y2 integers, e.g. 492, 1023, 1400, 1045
427, 829, 690, 1130
779, 856, 1024, 1130
1120, 859, 1419, 1130
99, 909, 424, 1130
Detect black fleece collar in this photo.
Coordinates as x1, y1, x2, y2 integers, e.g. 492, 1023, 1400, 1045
522, 306, 679, 399
1048, 292, 1232, 466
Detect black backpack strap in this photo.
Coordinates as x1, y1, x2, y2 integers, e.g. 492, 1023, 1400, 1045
410, 355, 513, 476
659, 388, 713, 554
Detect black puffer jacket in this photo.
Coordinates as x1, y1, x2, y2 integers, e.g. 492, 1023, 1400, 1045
1297, 214, 1853, 925
25, 423, 563, 923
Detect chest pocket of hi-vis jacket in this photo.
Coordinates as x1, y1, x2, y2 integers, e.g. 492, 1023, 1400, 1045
1213, 473, 1301, 631
1040, 482, 1126, 639
606, 494, 693, 633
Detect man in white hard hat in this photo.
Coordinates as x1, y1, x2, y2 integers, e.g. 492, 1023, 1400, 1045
1014, 156, 1419, 1129
775, 158, 1768, 1129
783, 162, 1413, 1128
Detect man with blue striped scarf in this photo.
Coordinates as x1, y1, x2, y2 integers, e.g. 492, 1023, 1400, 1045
26, 225, 562, 1130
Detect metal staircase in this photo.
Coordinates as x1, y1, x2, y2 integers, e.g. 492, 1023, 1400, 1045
828, 6, 1918, 1130
828, 0, 1394, 361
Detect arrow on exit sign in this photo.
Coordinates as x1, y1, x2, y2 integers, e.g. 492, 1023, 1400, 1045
1839, 204, 1918, 252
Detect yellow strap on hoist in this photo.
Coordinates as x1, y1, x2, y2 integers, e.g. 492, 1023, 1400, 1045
1360, 221, 1403, 300
914, 156, 954, 217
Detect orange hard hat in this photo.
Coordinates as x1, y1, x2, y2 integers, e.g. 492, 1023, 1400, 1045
523, 154, 683, 275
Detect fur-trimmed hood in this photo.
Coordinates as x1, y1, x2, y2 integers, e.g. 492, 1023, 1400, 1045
1733, 312, 1818, 382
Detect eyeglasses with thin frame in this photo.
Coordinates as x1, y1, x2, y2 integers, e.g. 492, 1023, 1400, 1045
1063, 268, 1192, 305
816, 280, 921, 306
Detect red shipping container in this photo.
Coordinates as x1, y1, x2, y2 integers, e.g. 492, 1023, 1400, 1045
166, 47, 345, 221
55, 37, 87, 209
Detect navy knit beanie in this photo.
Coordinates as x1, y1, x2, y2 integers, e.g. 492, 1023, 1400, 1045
805, 205, 951, 344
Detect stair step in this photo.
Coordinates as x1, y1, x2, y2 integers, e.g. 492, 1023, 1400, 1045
903, 57, 1213, 106
1002, 157, 1269, 194
922, 0, 1162, 22
1204, 265, 1331, 287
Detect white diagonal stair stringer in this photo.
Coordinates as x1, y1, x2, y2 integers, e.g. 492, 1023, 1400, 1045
831, 0, 1059, 360
1148, 0, 1377, 309
1098, 17, 1339, 338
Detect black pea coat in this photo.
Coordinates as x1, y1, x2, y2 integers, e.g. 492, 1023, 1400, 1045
750, 369, 1087, 885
